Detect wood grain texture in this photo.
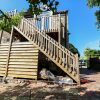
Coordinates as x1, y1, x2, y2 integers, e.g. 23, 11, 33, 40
0, 42, 39, 79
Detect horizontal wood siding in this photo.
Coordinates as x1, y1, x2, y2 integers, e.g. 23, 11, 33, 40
0, 42, 39, 79
0, 44, 8, 76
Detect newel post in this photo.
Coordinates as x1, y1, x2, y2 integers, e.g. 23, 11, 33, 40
20, 18, 24, 31
75, 54, 80, 85
58, 14, 61, 44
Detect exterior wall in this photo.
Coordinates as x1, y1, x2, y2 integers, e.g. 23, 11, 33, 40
0, 42, 39, 79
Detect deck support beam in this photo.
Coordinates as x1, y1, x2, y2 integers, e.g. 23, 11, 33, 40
3, 26, 14, 81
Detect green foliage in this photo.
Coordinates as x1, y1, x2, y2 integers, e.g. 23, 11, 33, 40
87, 0, 100, 7
87, 0, 100, 28
69, 43, 80, 57
26, 0, 59, 15
84, 48, 100, 59
0, 12, 23, 33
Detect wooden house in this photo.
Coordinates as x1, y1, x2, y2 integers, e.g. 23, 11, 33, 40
0, 10, 80, 84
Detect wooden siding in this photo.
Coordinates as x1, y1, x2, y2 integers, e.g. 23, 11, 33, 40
0, 42, 39, 79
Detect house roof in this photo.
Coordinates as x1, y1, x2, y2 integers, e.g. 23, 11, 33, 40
53, 10, 68, 15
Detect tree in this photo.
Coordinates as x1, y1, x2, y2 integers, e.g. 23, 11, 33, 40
69, 43, 80, 57
26, 0, 100, 28
26, 0, 59, 15
84, 48, 100, 59
87, 0, 100, 28
0, 10, 23, 33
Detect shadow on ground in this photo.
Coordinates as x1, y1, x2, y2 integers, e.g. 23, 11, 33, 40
0, 81, 100, 100
0, 67, 99, 100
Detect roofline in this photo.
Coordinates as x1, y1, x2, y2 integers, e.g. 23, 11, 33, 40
53, 10, 68, 15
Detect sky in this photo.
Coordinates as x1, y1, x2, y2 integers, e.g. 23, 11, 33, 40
0, 0, 100, 56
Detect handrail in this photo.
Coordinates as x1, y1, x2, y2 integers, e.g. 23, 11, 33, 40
22, 17, 75, 57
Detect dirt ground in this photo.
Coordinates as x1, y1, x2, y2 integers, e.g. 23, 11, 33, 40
0, 68, 100, 100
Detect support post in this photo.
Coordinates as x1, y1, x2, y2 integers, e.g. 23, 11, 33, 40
75, 54, 80, 85
58, 14, 61, 44
41, 17, 44, 31
3, 26, 14, 81
0, 30, 3, 44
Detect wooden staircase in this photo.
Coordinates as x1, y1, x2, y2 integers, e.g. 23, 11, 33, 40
13, 17, 80, 84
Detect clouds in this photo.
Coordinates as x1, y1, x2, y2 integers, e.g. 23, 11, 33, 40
84, 40, 100, 50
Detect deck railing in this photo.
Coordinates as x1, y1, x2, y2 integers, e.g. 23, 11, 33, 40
15, 17, 80, 84
27, 15, 61, 33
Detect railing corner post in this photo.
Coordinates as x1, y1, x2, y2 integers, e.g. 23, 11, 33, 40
75, 54, 80, 85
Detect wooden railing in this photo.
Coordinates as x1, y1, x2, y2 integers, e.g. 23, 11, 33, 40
15, 17, 80, 84
27, 15, 60, 33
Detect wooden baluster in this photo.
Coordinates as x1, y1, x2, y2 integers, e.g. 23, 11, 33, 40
47, 37, 50, 55
62, 51, 65, 67
45, 36, 47, 52
46, 38, 48, 53
40, 34, 42, 47
50, 41, 53, 57
54, 16, 56, 31
72, 57, 75, 75
59, 48, 62, 65
42, 36, 45, 50
38, 34, 41, 46
37, 33, 40, 46
51, 16, 52, 32
65, 53, 67, 68
46, 17, 48, 32
44, 17, 46, 31
67, 52, 70, 70
42, 36, 44, 49
56, 44, 59, 62
53, 41, 56, 60
36, 32, 39, 45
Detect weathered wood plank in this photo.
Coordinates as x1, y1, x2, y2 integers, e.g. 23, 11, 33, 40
11, 48, 38, 51
8, 71, 37, 75
10, 56, 38, 59
9, 62, 38, 65
10, 53, 38, 56
8, 74, 37, 79
0, 71, 5, 73
8, 65, 37, 68
0, 73, 5, 76
0, 56, 8, 59
11, 50, 38, 53
8, 68, 37, 72
9, 59, 38, 62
